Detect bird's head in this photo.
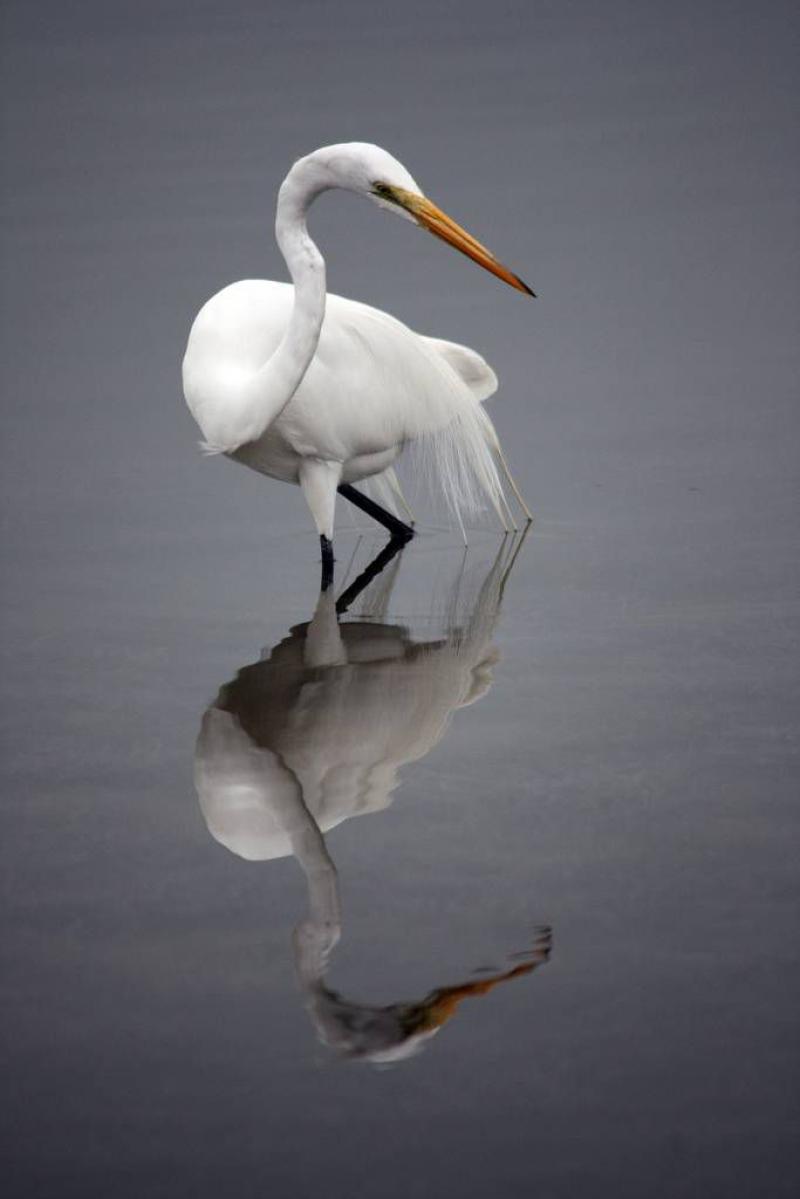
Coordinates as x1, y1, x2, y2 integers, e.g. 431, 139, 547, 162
296, 142, 535, 296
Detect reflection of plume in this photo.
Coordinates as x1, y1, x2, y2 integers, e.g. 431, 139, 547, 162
194, 530, 550, 1063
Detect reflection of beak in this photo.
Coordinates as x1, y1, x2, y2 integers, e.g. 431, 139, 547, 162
390, 186, 535, 296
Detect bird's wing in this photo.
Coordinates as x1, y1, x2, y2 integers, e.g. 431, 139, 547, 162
420, 337, 498, 402
322, 297, 499, 404
302, 297, 507, 520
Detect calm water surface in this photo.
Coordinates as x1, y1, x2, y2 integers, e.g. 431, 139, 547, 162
2, 3, 798, 1196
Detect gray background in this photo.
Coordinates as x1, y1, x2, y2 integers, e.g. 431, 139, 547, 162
1, 1, 798, 1196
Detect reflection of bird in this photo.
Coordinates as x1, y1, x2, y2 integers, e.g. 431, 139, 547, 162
182, 142, 533, 584
194, 533, 551, 1063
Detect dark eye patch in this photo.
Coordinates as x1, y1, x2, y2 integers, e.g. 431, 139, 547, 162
371, 181, 398, 202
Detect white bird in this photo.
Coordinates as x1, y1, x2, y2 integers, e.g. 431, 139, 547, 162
182, 142, 533, 582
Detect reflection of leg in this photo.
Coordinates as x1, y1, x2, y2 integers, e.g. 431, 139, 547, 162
320, 535, 334, 591
338, 483, 414, 541
336, 537, 406, 615
304, 585, 346, 667
357, 545, 403, 620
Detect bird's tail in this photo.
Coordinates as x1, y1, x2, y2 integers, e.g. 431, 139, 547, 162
414, 398, 510, 535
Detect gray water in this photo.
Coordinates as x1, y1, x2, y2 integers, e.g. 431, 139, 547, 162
2, 2, 798, 1196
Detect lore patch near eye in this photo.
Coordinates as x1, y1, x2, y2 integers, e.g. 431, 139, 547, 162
371, 181, 399, 202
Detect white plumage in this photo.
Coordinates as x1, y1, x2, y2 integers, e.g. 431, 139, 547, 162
182, 143, 533, 556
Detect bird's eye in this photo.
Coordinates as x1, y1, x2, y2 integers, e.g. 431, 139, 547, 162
371, 182, 398, 203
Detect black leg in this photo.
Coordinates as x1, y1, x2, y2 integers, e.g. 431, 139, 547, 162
320, 535, 334, 591
336, 536, 407, 614
337, 483, 414, 542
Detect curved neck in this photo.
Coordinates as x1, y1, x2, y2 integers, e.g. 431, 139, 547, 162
245, 159, 329, 440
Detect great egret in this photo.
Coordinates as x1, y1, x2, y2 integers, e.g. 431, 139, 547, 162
182, 142, 533, 582
194, 534, 551, 1062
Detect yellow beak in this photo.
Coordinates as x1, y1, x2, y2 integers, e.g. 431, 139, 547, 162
388, 186, 535, 296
